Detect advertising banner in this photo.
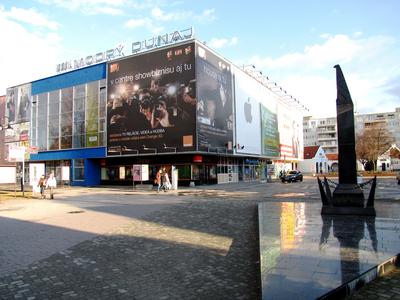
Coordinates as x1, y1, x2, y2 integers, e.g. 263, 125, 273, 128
107, 42, 197, 155
277, 104, 303, 160
133, 164, 149, 181
233, 67, 261, 155
29, 163, 45, 186
196, 44, 233, 150
6, 84, 31, 124
61, 166, 70, 181
261, 104, 280, 157
0, 167, 16, 184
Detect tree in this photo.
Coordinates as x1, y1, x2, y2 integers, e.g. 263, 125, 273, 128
355, 122, 394, 171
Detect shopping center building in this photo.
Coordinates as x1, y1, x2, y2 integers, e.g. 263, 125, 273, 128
1, 36, 306, 187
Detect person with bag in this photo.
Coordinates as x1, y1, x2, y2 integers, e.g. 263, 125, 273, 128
38, 175, 46, 198
46, 172, 57, 199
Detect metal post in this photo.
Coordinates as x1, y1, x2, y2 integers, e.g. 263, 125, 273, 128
22, 158, 25, 197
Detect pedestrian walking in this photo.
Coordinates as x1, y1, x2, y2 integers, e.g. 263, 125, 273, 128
37, 175, 46, 198
46, 172, 57, 199
155, 169, 162, 192
161, 168, 171, 191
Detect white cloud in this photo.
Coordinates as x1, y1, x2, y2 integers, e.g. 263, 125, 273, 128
208, 37, 238, 49
194, 8, 216, 22
124, 17, 164, 34
38, 0, 128, 15
151, 7, 186, 21
0, 7, 62, 95
246, 34, 400, 117
124, 18, 149, 29
91, 6, 123, 16
6, 6, 60, 30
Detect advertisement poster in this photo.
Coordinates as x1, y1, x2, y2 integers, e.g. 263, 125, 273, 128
62, 166, 70, 181
29, 163, 45, 186
0, 167, 16, 184
233, 67, 261, 155
107, 42, 197, 155
6, 84, 31, 124
261, 104, 280, 157
132, 164, 149, 181
196, 44, 233, 150
277, 104, 303, 160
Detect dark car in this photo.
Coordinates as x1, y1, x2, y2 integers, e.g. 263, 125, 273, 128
397, 172, 400, 184
281, 170, 303, 183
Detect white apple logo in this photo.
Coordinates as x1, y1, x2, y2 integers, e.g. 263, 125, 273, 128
244, 97, 252, 123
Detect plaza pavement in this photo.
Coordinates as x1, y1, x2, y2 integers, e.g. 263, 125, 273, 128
0, 177, 398, 299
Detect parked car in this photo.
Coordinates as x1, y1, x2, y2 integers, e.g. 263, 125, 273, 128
397, 172, 400, 184
281, 170, 303, 183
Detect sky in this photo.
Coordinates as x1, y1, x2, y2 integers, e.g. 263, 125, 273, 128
0, 0, 399, 118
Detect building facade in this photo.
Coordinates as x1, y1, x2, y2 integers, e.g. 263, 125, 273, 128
355, 108, 400, 146
303, 107, 400, 156
1, 39, 306, 187
303, 116, 338, 154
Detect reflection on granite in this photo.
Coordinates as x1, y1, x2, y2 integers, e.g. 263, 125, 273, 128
259, 202, 400, 300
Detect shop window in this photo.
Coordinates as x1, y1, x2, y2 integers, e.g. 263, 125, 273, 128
61, 135, 72, 149
73, 159, 84, 181
73, 134, 85, 148
176, 165, 191, 179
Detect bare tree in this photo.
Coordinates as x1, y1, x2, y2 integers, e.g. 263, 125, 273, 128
355, 122, 394, 171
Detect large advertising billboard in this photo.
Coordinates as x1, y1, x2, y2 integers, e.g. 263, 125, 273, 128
106, 42, 196, 155
6, 84, 31, 124
196, 44, 233, 151
261, 103, 280, 157
277, 104, 303, 160
233, 67, 261, 155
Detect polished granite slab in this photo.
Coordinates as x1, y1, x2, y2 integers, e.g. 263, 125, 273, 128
259, 202, 400, 299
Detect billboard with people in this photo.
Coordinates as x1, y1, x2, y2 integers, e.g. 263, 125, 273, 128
5, 84, 31, 124
106, 42, 197, 155
196, 44, 233, 151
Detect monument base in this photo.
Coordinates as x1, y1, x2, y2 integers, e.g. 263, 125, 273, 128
332, 184, 364, 207
321, 206, 376, 216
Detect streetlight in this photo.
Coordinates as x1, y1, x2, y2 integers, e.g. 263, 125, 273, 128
163, 144, 176, 153
142, 145, 157, 153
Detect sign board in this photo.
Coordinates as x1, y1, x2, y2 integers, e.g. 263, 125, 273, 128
132, 164, 149, 181
56, 27, 194, 73
133, 165, 141, 181
29, 163, 45, 186
61, 166, 70, 181
141, 164, 149, 181
0, 167, 16, 184
8, 146, 26, 162
29, 146, 39, 154
119, 166, 126, 179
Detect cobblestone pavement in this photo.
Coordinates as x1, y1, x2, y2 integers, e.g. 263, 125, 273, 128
350, 267, 400, 299
0, 185, 262, 299
0, 177, 398, 299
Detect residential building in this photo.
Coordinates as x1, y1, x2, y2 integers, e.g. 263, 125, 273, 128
303, 116, 338, 154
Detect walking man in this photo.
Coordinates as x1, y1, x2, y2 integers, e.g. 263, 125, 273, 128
46, 172, 57, 199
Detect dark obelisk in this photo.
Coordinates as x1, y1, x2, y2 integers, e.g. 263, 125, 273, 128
320, 65, 375, 215
335, 65, 358, 186
332, 65, 364, 207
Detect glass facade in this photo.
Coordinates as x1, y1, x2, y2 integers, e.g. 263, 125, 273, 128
30, 79, 106, 150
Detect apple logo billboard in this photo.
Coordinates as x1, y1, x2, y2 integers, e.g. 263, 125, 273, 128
233, 67, 261, 155
244, 97, 252, 123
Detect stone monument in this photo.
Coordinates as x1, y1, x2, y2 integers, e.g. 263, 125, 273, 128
319, 65, 376, 215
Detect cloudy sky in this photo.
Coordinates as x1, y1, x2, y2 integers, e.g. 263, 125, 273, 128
0, 0, 399, 117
